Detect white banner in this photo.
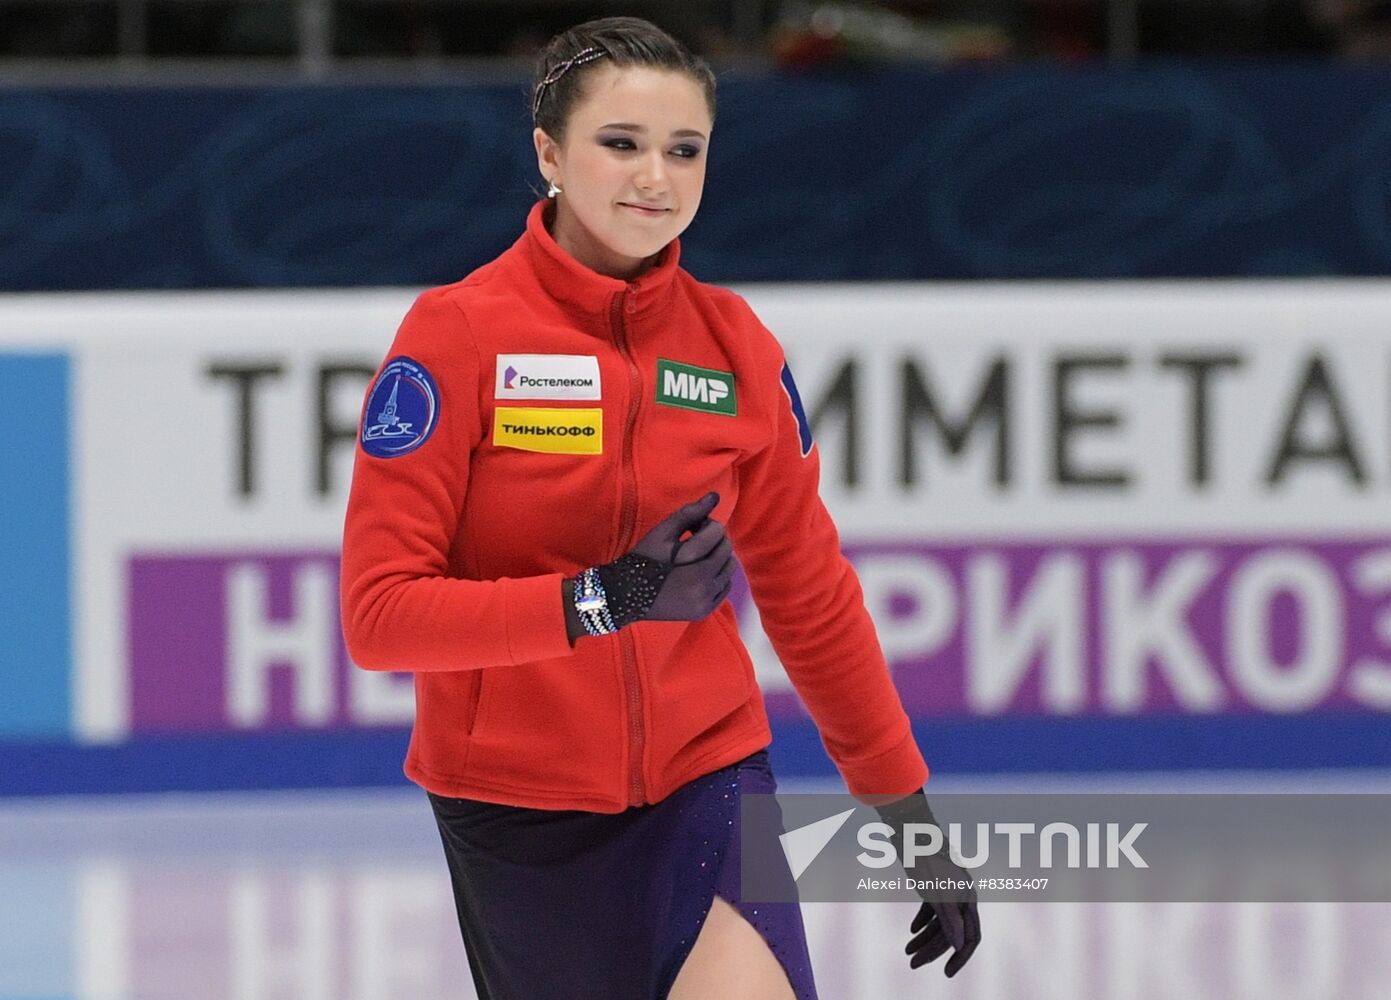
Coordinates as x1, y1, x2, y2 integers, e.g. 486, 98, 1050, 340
4, 281, 1390, 743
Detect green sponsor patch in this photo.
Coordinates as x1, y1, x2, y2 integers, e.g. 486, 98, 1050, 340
655, 358, 737, 416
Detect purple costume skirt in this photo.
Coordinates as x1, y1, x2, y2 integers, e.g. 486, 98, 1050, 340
428, 748, 817, 1000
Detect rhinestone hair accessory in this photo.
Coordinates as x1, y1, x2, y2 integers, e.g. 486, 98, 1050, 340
532, 45, 609, 118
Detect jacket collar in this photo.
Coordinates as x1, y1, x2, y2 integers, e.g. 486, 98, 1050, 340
519, 198, 682, 325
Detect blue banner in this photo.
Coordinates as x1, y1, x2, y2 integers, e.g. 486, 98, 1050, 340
5, 63, 1391, 290
0, 353, 71, 739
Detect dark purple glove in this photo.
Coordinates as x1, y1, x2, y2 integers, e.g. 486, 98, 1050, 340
875, 790, 982, 977
599, 492, 737, 626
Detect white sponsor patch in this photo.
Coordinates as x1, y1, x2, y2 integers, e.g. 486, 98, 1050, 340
495, 354, 602, 400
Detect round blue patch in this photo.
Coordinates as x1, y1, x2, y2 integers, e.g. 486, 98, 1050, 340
360, 356, 440, 458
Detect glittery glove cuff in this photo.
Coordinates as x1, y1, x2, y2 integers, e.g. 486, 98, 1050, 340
596, 552, 670, 628
572, 553, 671, 636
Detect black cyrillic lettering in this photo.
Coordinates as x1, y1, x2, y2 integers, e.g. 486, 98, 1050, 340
207, 361, 285, 499
1266, 354, 1366, 487
317, 362, 376, 497
1157, 353, 1243, 488
1054, 354, 1129, 489
807, 357, 858, 487
901, 356, 1010, 488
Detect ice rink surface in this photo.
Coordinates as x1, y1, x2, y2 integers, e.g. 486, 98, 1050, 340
2, 771, 1389, 1000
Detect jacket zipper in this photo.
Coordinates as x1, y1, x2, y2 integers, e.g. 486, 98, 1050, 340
612, 283, 646, 806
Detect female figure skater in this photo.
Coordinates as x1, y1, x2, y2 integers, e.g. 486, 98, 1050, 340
340, 16, 979, 999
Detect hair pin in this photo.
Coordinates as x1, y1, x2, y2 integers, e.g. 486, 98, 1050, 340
532, 46, 608, 117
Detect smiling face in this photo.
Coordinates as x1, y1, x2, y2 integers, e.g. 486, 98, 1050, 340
534, 63, 712, 280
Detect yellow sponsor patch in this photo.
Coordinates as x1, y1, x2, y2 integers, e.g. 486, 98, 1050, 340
492, 406, 603, 454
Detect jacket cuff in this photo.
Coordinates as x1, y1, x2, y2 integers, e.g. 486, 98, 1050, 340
503, 573, 575, 663
837, 727, 930, 798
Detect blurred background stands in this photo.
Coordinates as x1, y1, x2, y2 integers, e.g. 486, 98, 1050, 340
1, 0, 1388, 81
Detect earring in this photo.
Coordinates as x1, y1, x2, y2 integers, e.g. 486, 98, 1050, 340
547, 179, 562, 198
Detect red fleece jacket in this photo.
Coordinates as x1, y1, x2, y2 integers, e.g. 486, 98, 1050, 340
339, 198, 928, 812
